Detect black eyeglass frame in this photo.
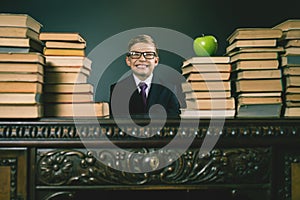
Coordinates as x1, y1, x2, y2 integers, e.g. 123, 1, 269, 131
127, 51, 157, 59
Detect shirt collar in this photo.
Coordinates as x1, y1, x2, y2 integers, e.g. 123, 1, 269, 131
133, 73, 153, 89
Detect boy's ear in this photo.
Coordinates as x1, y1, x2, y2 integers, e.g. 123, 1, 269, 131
125, 56, 131, 66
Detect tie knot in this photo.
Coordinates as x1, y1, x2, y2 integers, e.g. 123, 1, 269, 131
138, 82, 147, 90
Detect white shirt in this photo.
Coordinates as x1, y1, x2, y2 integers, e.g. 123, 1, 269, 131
133, 73, 153, 97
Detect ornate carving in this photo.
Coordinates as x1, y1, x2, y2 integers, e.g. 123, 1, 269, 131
0, 158, 17, 199
37, 148, 270, 186
0, 119, 299, 139
281, 155, 300, 200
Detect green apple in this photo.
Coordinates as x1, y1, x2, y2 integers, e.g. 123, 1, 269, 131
193, 34, 218, 56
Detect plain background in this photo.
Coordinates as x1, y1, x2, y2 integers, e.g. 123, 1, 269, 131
2, 0, 300, 101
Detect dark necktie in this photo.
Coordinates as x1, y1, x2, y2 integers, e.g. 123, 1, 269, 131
138, 82, 147, 111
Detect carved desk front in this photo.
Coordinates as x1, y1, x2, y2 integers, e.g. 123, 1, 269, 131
0, 118, 299, 200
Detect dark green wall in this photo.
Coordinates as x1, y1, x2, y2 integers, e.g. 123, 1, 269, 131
2, 0, 300, 101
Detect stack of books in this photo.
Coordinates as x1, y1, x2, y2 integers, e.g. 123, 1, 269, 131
274, 19, 300, 117
226, 28, 284, 118
180, 56, 235, 118
39, 32, 109, 117
0, 13, 44, 118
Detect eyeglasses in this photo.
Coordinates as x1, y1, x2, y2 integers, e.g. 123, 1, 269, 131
127, 51, 157, 59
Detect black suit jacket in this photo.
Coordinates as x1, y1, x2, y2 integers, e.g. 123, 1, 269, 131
109, 73, 181, 119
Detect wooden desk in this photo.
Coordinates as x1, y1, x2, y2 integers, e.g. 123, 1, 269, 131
0, 118, 299, 200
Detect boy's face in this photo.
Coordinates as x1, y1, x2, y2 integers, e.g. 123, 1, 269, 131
126, 42, 159, 80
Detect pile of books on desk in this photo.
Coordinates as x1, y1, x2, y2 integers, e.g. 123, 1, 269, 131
226, 27, 284, 118
39, 32, 109, 117
180, 56, 235, 118
274, 19, 300, 117
0, 13, 44, 118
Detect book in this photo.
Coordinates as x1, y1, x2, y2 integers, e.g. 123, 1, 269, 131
286, 87, 300, 93
226, 39, 277, 53
235, 79, 283, 92
39, 32, 86, 43
0, 37, 43, 51
0, 63, 43, 73
43, 93, 94, 103
44, 66, 90, 76
236, 69, 281, 80
286, 101, 300, 107
226, 28, 282, 44
226, 47, 284, 56
0, 47, 42, 53
286, 93, 300, 101
182, 56, 230, 67
186, 72, 231, 81
230, 52, 278, 63
286, 76, 300, 87
44, 72, 88, 84
281, 29, 300, 40
0, 13, 42, 33
273, 19, 300, 31
0, 82, 42, 93
238, 96, 282, 105
236, 103, 282, 118
184, 91, 231, 99
45, 56, 91, 68
0, 104, 43, 118
284, 47, 300, 56
0, 73, 43, 82
284, 107, 300, 117
0, 93, 41, 104
182, 80, 231, 92
43, 83, 94, 93
43, 48, 85, 56
281, 55, 300, 66
283, 67, 300, 76
0, 26, 40, 41
0, 53, 45, 64
185, 97, 235, 110
232, 59, 279, 70
181, 64, 231, 75
45, 41, 86, 49
180, 108, 235, 118
44, 102, 109, 117
285, 40, 300, 47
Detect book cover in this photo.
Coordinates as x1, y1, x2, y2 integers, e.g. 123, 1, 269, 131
273, 19, 300, 31
226, 28, 282, 44
43, 48, 85, 56
0, 63, 43, 73
44, 102, 109, 117
236, 103, 282, 118
185, 97, 235, 110
182, 63, 231, 75
0, 13, 42, 33
0, 93, 41, 104
0, 82, 42, 93
43, 83, 94, 93
226, 39, 277, 54
232, 59, 279, 70
182, 80, 231, 92
281, 55, 300, 66
180, 108, 235, 118
45, 56, 92, 68
235, 79, 283, 92
45, 41, 86, 49
0, 26, 40, 41
39, 32, 86, 43
0, 104, 43, 118
0, 52, 45, 64
44, 72, 88, 84
182, 56, 230, 67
